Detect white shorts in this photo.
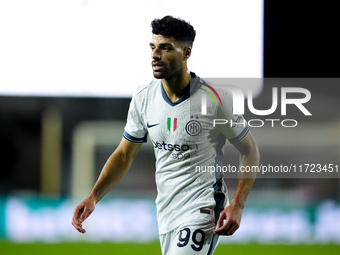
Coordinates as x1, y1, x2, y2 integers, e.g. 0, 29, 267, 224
159, 219, 221, 255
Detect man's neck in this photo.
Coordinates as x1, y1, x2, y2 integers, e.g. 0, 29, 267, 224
162, 70, 192, 103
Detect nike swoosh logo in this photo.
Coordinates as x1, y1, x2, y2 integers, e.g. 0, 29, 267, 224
147, 122, 159, 128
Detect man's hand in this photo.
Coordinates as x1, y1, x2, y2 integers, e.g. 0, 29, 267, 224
71, 198, 96, 234
71, 139, 142, 234
213, 202, 243, 236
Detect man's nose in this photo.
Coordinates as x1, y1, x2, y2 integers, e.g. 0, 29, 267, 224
152, 48, 161, 60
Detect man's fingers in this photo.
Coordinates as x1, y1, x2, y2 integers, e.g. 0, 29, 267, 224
72, 206, 84, 223
71, 205, 88, 233
214, 219, 231, 234
228, 223, 239, 235
79, 206, 93, 222
71, 199, 95, 234
229, 224, 239, 235
79, 206, 87, 222
215, 212, 226, 230
214, 218, 240, 235
215, 220, 221, 230
222, 222, 239, 236
71, 218, 86, 234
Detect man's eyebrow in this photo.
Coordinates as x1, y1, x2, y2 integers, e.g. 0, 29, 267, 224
149, 42, 173, 47
159, 43, 173, 47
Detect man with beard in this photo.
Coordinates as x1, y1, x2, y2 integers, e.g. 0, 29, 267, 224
72, 15, 260, 255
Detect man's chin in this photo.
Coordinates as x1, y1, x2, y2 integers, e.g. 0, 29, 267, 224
152, 71, 165, 79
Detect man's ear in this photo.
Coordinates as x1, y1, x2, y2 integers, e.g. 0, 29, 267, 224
183, 46, 192, 60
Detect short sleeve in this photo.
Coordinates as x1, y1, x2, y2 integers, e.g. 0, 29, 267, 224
216, 88, 249, 144
123, 90, 148, 143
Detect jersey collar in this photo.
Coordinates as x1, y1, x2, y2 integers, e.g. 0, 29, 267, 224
161, 72, 200, 106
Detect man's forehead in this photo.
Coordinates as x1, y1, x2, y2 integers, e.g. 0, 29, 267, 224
150, 34, 177, 45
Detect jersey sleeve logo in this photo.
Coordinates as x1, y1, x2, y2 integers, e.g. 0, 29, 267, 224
167, 117, 178, 132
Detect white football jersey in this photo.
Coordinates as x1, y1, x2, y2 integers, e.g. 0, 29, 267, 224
124, 73, 249, 234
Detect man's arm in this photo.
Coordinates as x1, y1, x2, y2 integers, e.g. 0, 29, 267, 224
71, 138, 142, 233
213, 131, 260, 236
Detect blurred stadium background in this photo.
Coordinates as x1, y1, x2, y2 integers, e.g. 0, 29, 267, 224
0, 0, 339, 254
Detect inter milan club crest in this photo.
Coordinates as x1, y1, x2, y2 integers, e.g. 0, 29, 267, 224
186, 115, 202, 136
167, 117, 177, 132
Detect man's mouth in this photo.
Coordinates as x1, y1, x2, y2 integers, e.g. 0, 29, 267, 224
152, 62, 164, 71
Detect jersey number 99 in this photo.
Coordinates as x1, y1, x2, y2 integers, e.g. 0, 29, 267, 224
177, 228, 205, 252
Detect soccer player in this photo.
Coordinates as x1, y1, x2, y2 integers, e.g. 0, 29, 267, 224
72, 16, 260, 254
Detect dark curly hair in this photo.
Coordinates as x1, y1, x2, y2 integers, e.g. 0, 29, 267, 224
151, 16, 196, 47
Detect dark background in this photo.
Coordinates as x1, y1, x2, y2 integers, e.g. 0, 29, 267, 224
0, 0, 339, 198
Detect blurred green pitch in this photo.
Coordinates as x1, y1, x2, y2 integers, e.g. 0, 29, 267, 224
1, 242, 339, 255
